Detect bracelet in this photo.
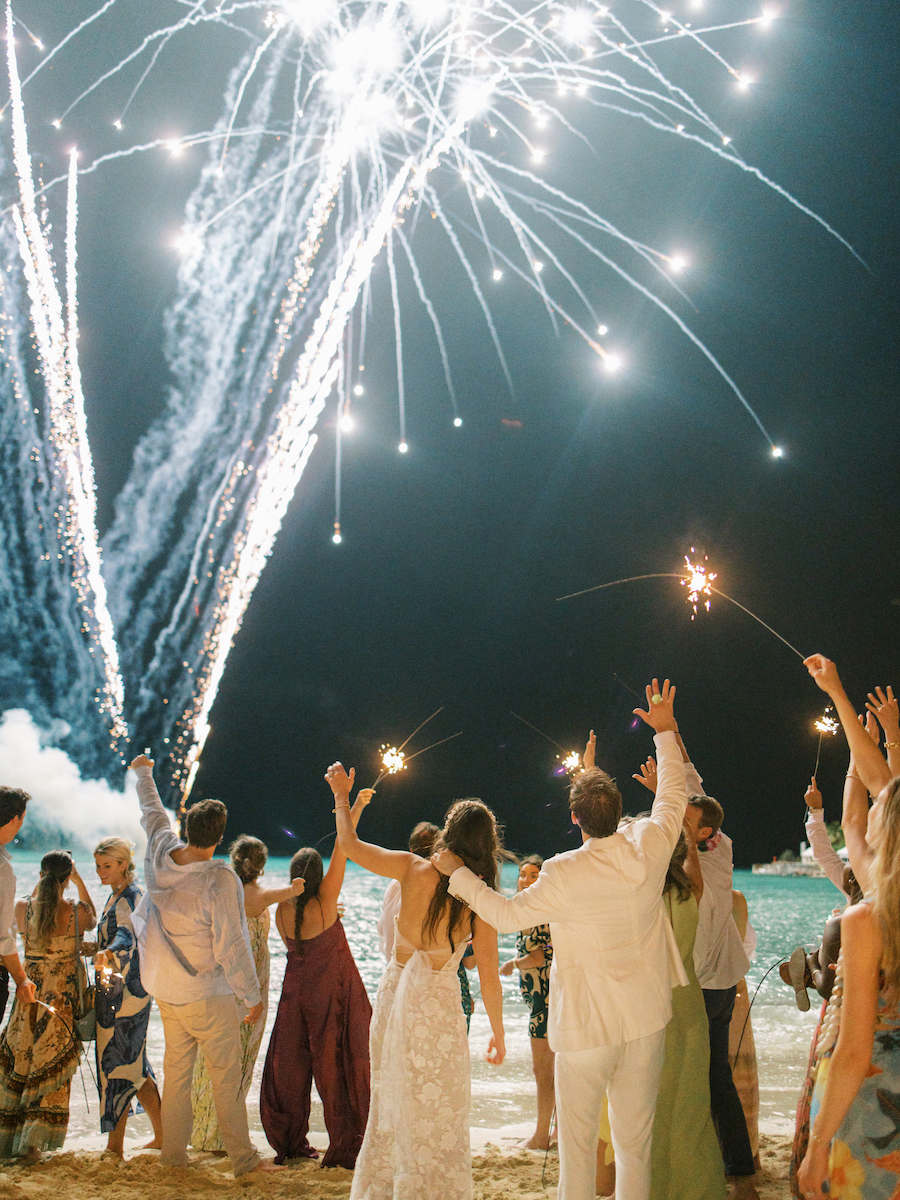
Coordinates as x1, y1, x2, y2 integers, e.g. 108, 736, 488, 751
885, 741, 900, 750
332, 803, 350, 812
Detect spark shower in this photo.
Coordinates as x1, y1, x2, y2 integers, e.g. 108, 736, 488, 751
0, 0, 855, 805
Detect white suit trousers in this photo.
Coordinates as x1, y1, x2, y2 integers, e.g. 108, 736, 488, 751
555, 1027, 666, 1200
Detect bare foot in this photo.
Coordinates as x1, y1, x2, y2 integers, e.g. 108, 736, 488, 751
142, 1139, 162, 1150
517, 1135, 554, 1151
727, 1176, 761, 1200
101, 1147, 124, 1161
20, 1146, 42, 1165
244, 1159, 284, 1175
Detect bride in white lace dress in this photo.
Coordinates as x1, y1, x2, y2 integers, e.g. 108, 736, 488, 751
325, 764, 506, 1200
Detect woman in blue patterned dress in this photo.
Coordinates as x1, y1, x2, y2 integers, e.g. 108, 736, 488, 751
799, 656, 900, 1199
93, 837, 162, 1158
499, 855, 554, 1150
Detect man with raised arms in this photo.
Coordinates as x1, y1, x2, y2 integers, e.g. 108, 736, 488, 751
435, 679, 689, 1200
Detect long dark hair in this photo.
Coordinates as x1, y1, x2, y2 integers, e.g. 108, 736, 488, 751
423, 799, 506, 950
665, 832, 693, 904
289, 849, 324, 952
34, 850, 73, 946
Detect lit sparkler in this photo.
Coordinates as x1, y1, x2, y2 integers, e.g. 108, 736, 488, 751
373, 745, 406, 789
813, 706, 839, 775
6, 1, 854, 800
557, 553, 805, 659
559, 750, 582, 774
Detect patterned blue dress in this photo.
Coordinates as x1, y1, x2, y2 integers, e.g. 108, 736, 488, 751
95, 883, 156, 1132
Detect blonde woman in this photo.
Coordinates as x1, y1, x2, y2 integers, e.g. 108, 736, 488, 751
191, 835, 304, 1153
93, 836, 162, 1158
0, 851, 96, 1159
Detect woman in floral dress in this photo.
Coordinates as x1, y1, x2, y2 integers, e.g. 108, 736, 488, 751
93, 837, 162, 1158
800, 653, 900, 1198
190, 836, 304, 1152
0, 851, 95, 1159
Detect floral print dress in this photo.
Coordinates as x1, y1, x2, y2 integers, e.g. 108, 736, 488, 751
95, 882, 156, 1133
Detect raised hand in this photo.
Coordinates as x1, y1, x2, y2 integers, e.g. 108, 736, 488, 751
803, 655, 843, 698
804, 776, 822, 810
130, 753, 154, 771
632, 756, 658, 794
356, 787, 375, 807
324, 762, 355, 804
582, 730, 596, 771
633, 679, 677, 733
867, 686, 899, 738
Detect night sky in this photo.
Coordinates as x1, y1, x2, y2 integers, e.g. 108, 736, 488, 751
8, 1, 899, 866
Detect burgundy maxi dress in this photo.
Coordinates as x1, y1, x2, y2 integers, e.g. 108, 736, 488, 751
260, 918, 372, 1167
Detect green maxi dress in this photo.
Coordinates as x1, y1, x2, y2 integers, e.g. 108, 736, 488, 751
650, 890, 727, 1200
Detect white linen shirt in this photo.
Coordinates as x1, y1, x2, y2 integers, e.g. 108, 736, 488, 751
0, 847, 17, 958
686, 763, 750, 990
133, 766, 261, 1008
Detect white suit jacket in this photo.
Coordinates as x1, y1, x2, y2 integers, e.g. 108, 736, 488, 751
449, 731, 689, 1052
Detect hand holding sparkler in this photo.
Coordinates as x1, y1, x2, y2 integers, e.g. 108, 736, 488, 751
804, 777, 823, 811
633, 679, 677, 735
130, 753, 154, 771
632, 756, 658, 794
14, 976, 36, 1005
804, 655, 892, 799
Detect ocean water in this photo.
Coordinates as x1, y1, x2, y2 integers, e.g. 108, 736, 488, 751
5, 856, 844, 1143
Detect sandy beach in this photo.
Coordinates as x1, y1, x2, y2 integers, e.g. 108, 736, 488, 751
0, 1127, 794, 1198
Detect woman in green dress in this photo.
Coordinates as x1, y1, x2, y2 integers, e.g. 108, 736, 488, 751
650, 827, 727, 1200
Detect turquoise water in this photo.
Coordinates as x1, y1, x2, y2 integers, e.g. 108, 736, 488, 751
5, 855, 844, 1143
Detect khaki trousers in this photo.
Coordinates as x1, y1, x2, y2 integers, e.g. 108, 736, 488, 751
157, 994, 260, 1176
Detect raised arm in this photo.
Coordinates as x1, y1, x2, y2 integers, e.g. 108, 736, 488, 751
842, 714, 879, 896
131, 754, 181, 853
325, 764, 413, 882
804, 656, 892, 796
320, 783, 373, 906
803, 776, 848, 895
867, 686, 900, 778
243, 876, 305, 920
69, 864, 97, 932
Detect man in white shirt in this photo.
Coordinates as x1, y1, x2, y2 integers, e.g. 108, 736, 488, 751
681, 754, 758, 1200
0, 787, 37, 1021
435, 679, 688, 1200
131, 755, 278, 1177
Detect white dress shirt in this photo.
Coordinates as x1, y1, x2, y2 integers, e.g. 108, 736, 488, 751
0, 847, 17, 958
686, 763, 750, 990
133, 767, 260, 1008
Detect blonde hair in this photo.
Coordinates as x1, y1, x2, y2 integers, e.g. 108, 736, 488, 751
94, 837, 136, 886
871, 778, 900, 998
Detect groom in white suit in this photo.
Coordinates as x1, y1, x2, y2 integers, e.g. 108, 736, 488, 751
435, 679, 689, 1200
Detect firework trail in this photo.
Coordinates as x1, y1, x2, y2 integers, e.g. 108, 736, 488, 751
2, 1, 858, 799
1, 9, 126, 759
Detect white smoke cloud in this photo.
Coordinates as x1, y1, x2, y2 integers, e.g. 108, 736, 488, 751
0, 710, 147, 853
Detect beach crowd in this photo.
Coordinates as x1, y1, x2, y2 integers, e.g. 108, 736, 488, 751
0, 653, 896, 1200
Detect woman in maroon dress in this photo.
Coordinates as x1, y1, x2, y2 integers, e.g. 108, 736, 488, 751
260, 789, 373, 1167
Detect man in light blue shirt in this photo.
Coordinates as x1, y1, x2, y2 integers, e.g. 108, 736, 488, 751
131, 755, 279, 1177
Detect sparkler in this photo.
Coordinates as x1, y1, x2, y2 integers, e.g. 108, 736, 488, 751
511, 712, 582, 774
369, 707, 457, 786
813, 707, 839, 776
557, 553, 806, 659
3, 1, 856, 800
